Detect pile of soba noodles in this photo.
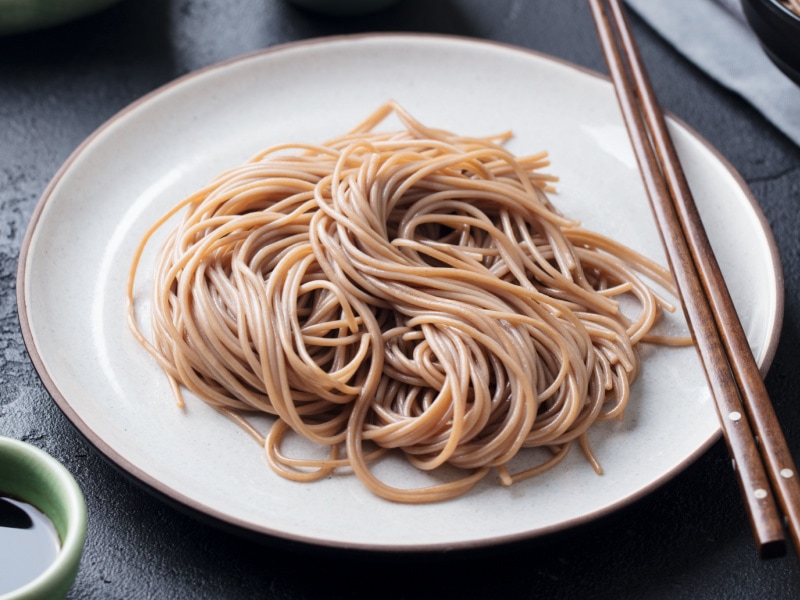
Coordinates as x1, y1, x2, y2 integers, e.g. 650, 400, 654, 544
780, 0, 800, 17
127, 102, 688, 503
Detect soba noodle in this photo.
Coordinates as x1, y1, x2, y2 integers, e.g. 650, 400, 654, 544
127, 102, 689, 503
780, 0, 800, 17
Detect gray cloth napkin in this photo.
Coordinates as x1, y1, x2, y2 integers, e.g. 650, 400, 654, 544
625, 0, 800, 146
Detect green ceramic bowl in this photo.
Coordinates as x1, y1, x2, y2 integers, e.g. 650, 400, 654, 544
0, 437, 87, 600
0, 0, 122, 35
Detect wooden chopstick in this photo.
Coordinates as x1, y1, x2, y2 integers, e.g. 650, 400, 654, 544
589, 0, 800, 559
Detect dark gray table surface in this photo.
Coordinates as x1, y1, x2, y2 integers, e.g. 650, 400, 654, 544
3, 1, 800, 598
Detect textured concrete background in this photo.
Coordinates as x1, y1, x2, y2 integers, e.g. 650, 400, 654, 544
2, 0, 800, 598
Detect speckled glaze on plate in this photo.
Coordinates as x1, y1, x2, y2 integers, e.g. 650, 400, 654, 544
17, 34, 783, 552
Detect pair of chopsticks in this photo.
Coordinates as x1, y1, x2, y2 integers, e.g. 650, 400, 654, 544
588, 0, 800, 559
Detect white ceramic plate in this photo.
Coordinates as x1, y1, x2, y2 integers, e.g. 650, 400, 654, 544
18, 34, 783, 552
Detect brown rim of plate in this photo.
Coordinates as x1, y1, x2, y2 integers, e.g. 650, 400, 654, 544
14, 32, 786, 554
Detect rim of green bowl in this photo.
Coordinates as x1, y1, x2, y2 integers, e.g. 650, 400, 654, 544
0, 0, 123, 36
0, 437, 87, 600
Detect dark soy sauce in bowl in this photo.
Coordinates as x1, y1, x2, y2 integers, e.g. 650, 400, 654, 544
0, 494, 61, 595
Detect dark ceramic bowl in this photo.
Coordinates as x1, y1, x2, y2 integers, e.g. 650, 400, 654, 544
285, 0, 400, 16
742, 0, 800, 85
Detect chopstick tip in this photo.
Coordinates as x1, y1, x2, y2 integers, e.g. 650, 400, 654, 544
759, 537, 788, 560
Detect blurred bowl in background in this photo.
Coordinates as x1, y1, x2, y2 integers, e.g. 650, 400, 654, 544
741, 0, 800, 85
285, 0, 400, 17
0, 0, 122, 35
0, 437, 87, 600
